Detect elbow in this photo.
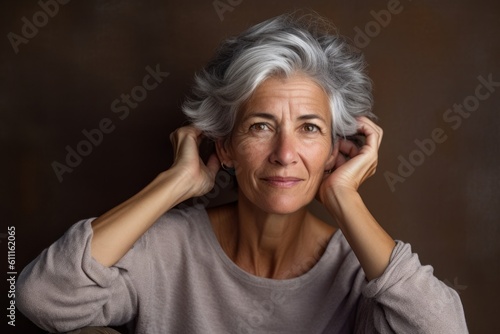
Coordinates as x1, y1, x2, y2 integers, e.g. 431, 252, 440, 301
418, 288, 468, 333
16, 269, 56, 332
16, 266, 76, 333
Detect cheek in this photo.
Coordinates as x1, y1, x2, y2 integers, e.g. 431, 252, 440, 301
230, 138, 267, 174
301, 140, 333, 172
229, 135, 333, 175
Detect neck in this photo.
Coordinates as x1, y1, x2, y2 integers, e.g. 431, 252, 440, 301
210, 195, 334, 279
237, 194, 308, 255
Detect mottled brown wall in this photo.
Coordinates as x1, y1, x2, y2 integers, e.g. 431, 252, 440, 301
2, 0, 499, 332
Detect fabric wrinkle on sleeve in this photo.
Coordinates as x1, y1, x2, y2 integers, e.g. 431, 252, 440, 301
82, 219, 120, 286
83, 219, 138, 288
16, 219, 139, 333
362, 241, 421, 299
357, 241, 468, 333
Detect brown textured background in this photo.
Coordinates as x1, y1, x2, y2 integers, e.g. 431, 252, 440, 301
1, 0, 499, 332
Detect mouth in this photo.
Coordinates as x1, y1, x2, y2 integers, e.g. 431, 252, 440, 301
260, 176, 304, 188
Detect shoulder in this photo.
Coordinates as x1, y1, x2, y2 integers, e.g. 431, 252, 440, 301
157, 204, 209, 226
143, 205, 211, 248
324, 229, 360, 267
316, 229, 366, 289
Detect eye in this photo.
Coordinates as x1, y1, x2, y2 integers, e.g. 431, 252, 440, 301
302, 123, 321, 133
249, 123, 270, 131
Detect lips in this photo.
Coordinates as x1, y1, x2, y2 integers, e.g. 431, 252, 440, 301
260, 176, 304, 188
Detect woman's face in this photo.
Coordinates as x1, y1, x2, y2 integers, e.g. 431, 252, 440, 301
220, 74, 337, 214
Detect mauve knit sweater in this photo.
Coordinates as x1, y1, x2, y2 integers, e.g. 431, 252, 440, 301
17, 206, 468, 333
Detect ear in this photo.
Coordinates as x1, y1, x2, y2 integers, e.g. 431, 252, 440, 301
324, 139, 340, 171
215, 138, 234, 168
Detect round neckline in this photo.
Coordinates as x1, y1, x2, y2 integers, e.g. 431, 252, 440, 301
197, 206, 341, 289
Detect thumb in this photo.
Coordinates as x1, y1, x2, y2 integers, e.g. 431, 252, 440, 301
205, 153, 221, 177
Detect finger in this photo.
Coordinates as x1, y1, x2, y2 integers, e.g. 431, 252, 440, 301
173, 125, 203, 140
169, 130, 179, 157
355, 117, 383, 150
338, 139, 359, 158
334, 153, 348, 169
172, 126, 205, 151
191, 127, 205, 146
169, 127, 196, 162
205, 153, 221, 177
181, 125, 203, 138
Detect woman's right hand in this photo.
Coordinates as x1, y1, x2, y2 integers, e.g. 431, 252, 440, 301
169, 126, 220, 199
90, 125, 220, 267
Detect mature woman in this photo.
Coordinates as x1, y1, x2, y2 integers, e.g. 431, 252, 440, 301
18, 12, 467, 333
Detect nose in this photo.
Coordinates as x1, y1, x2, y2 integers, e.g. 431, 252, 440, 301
269, 130, 298, 166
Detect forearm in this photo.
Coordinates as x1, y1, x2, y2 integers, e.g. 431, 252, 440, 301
324, 187, 395, 281
91, 168, 193, 266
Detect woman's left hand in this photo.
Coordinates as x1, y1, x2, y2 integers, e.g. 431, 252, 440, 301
317, 116, 382, 204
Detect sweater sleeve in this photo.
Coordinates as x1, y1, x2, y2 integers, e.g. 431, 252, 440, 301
355, 241, 468, 333
16, 219, 138, 333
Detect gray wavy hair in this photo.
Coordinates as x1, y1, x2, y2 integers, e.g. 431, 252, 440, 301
182, 12, 374, 140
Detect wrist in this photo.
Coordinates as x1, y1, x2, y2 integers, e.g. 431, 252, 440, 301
323, 186, 362, 221
154, 168, 199, 205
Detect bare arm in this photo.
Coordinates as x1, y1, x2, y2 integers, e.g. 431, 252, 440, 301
322, 187, 395, 281
319, 117, 468, 331
91, 126, 220, 267
318, 117, 395, 281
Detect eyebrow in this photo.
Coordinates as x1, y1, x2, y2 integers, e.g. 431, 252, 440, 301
297, 114, 328, 123
243, 112, 328, 124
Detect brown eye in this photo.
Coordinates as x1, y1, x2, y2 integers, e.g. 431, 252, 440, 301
303, 123, 320, 133
250, 123, 270, 131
